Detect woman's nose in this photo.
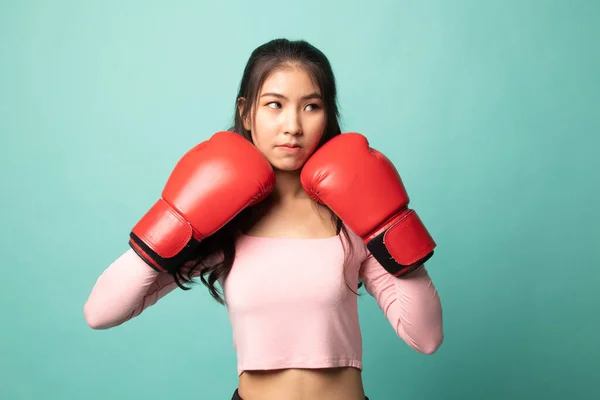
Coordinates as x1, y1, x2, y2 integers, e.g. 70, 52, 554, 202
282, 110, 302, 135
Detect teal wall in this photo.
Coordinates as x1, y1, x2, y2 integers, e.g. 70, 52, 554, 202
1, 1, 598, 399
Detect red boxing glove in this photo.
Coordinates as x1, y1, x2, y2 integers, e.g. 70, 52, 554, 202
301, 133, 435, 277
130, 131, 275, 272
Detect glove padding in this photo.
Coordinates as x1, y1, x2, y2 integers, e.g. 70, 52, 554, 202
301, 132, 435, 277
130, 131, 275, 272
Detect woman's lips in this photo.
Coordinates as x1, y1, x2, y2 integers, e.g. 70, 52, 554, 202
276, 144, 301, 152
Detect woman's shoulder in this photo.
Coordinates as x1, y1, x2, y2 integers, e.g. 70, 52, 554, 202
339, 223, 368, 249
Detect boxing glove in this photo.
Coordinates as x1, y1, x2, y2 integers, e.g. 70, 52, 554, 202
129, 131, 275, 273
300, 133, 435, 277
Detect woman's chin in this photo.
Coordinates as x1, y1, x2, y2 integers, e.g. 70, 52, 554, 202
270, 160, 305, 172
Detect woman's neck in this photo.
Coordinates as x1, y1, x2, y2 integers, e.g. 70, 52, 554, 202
271, 169, 310, 204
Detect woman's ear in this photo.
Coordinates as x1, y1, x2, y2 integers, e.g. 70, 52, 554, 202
237, 97, 251, 131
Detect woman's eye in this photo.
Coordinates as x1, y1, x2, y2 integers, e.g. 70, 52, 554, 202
266, 102, 320, 110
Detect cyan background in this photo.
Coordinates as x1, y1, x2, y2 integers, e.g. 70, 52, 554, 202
1, 1, 598, 399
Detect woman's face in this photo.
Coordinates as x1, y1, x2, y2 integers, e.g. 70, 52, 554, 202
241, 65, 327, 171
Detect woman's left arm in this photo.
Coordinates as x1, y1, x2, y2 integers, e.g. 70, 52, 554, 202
359, 253, 444, 355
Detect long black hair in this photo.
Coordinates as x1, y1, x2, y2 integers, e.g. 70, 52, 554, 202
171, 38, 360, 304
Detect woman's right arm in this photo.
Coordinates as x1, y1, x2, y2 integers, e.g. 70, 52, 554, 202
83, 249, 186, 329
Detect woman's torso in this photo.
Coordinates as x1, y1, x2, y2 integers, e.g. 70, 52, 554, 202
234, 196, 367, 400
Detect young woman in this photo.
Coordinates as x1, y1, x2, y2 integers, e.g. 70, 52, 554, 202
84, 38, 444, 400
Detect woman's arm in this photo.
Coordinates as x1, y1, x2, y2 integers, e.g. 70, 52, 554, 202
359, 252, 444, 354
83, 249, 188, 329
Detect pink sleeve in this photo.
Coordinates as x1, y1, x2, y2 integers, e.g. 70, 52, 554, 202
359, 252, 444, 354
83, 249, 190, 330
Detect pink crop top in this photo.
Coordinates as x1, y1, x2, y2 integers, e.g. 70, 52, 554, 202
84, 229, 443, 376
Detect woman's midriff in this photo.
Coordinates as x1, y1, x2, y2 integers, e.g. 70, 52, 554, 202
237, 367, 366, 400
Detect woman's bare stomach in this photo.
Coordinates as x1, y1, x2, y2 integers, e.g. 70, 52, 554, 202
237, 367, 366, 400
